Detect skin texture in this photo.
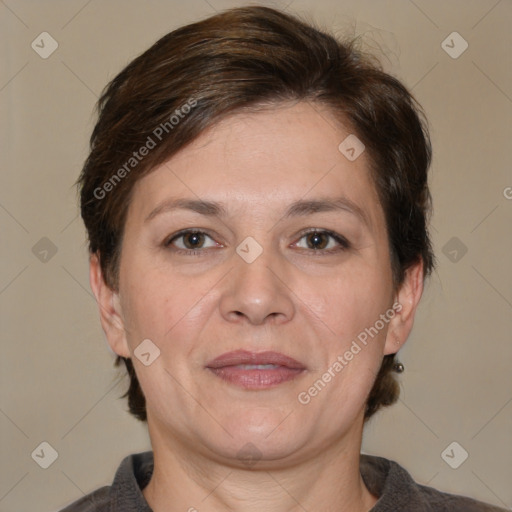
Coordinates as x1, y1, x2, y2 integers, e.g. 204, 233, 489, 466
90, 101, 424, 512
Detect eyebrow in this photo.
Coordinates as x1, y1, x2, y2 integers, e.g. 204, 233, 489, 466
145, 195, 370, 226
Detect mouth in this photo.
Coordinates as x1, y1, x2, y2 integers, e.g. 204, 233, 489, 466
205, 350, 307, 389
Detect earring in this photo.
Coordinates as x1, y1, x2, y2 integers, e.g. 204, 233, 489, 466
393, 334, 404, 372
393, 361, 405, 373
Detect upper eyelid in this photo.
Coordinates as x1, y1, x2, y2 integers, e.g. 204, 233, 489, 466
165, 229, 218, 246
296, 227, 349, 242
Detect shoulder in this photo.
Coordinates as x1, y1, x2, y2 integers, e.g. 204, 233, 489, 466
57, 451, 154, 511
57, 486, 110, 512
360, 453, 508, 511
60, 486, 111, 512
416, 482, 508, 512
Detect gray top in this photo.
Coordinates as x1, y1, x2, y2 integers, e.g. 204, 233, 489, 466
58, 451, 507, 511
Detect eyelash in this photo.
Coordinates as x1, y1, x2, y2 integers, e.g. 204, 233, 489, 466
164, 228, 350, 257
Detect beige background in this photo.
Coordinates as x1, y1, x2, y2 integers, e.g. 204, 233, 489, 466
1, 0, 511, 511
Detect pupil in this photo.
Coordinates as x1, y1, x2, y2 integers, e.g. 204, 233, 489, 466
185, 232, 203, 249
309, 232, 326, 250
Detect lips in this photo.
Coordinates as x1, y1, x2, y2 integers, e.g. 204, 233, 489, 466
206, 350, 305, 369
206, 350, 306, 389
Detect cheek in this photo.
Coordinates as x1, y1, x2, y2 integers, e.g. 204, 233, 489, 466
119, 257, 214, 360
118, 253, 174, 345
297, 273, 389, 414
311, 265, 392, 341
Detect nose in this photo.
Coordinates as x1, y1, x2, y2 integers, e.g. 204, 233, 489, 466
219, 239, 295, 326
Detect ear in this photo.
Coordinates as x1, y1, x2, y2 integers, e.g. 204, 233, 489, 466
383, 259, 424, 355
89, 253, 131, 358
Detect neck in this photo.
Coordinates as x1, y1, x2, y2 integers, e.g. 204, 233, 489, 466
142, 413, 377, 512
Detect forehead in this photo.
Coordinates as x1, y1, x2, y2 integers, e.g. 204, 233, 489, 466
128, 101, 383, 228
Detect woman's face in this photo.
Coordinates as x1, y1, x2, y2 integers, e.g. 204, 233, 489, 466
101, 101, 415, 466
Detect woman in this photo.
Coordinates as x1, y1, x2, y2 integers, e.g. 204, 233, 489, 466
62, 6, 507, 511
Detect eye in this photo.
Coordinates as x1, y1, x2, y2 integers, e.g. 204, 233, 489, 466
165, 229, 219, 255
164, 228, 350, 256
294, 229, 350, 254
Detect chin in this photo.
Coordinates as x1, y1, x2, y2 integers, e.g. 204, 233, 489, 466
209, 436, 303, 469
207, 409, 306, 460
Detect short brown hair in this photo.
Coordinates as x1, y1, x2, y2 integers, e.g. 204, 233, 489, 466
78, 6, 434, 423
